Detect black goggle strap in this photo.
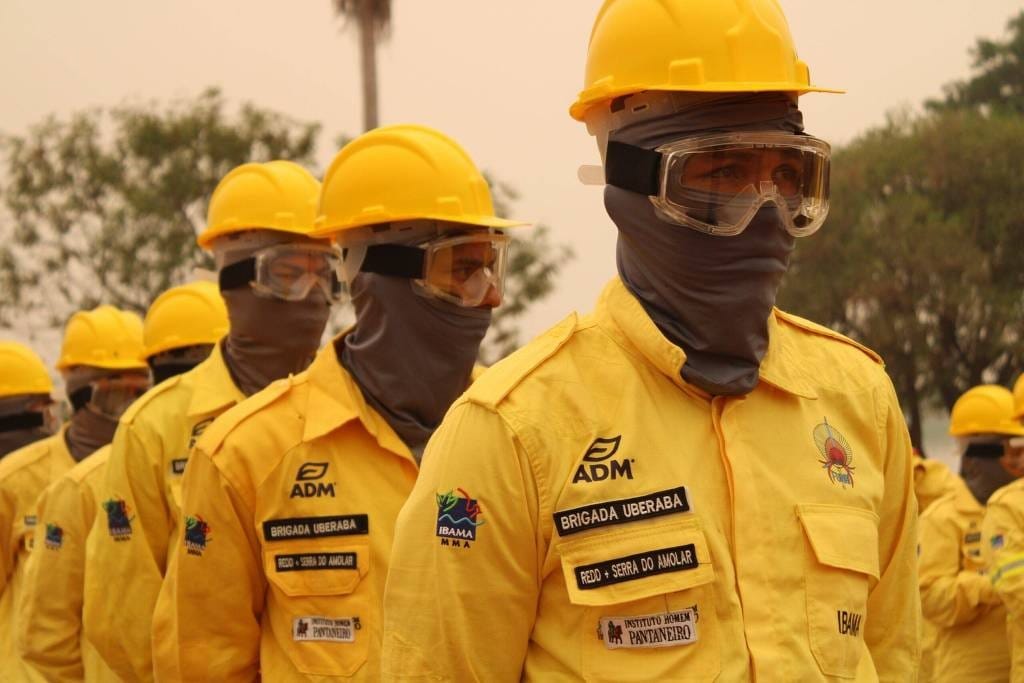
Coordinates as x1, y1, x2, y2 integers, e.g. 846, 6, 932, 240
218, 258, 257, 292
605, 140, 662, 196
0, 412, 45, 433
359, 244, 426, 280
149, 361, 200, 385
69, 386, 92, 413
218, 257, 343, 296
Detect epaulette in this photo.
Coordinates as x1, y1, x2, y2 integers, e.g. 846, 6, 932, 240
194, 377, 294, 456
465, 314, 578, 409
774, 309, 883, 366
119, 373, 185, 425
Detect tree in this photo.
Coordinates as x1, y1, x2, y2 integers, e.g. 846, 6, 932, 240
332, 0, 392, 131
0, 88, 320, 332
777, 110, 1024, 447
929, 10, 1024, 114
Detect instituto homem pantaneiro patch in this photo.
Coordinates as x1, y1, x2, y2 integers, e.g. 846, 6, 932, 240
599, 608, 698, 650
292, 616, 358, 643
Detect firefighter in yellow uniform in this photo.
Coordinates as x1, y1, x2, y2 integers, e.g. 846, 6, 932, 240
0, 306, 148, 681
152, 124, 524, 681
0, 342, 58, 459
16, 281, 227, 682
983, 374, 1024, 680
83, 161, 332, 682
918, 385, 1021, 682
382, 1, 920, 680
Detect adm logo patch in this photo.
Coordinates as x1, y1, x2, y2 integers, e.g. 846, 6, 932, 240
290, 462, 336, 499
573, 436, 634, 484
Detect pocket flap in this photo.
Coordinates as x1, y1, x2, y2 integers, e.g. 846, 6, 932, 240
559, 519, 714, 607
797, 504, 880, 579
264, 543, 369, 597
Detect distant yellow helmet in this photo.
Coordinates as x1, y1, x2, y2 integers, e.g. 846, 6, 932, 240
1014, 374, 1024, 420
949, 385, 1024, 437
197, 161, 322, 249
0, 341, 53, 398
143, 281, 229, 359
313, 124, 526, 238
570, 0, 841, 121
55, 305, 147, 371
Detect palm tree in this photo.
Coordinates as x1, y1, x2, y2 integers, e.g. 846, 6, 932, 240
333, 0, 392, 131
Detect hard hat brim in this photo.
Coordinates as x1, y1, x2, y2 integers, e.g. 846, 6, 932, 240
569, 83, 845, 122
55, 358, 150, 372
197, 224, 326, 250
310, 214, 530, 239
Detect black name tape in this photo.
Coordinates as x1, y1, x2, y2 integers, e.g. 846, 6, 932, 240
553, 487, 690, 536
263, 515, 369, 542
574, 544, 699, 590
275, 551, 358, 572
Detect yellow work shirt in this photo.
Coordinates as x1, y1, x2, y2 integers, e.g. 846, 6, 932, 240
383, 278, 920, 682
17, 445, 116, 682
918, 484, 1008, 682
0, 426, 74, 681
983, 478, 1024, 681
152, 339, 418, 682
82, 343, 243, 681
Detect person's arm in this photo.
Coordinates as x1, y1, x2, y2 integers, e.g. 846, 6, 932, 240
383, 402, 542, 681
918, 507, 997, 627
984, 491, 1024, 616
151, 446, 263, 682
82, 422, 168, 681
864, 379, 921, 680
16, 478, 87, 682
0, 483, 19, 598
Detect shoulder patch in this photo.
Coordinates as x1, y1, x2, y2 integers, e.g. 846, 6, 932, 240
120, 373, 186, 425
465, 314, 578, 409
774, 309, 883, 366
193, 377, 295, 456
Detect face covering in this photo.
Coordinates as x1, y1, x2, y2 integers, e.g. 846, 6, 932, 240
340, 272, 490, 454
64, 367, 144, 462
148, 344, 215, 385
0, 394, 54, 458
961, 440, 1015, 504
607, 92, 804, 396
216, 231, 332, 397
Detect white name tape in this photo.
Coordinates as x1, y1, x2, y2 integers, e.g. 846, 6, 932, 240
292, 616, 357, 643
599, 608, 698, 650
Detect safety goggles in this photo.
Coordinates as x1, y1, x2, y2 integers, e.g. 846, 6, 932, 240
69, 374, 151, 419
357, 231, 510, 308
219, 244, 344, 303
597, 132, 831, 237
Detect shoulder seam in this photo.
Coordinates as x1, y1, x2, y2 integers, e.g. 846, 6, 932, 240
775, 309, 883, 366
121, 374, 185, 424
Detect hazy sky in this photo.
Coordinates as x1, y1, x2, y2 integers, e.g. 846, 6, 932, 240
2, 0, 1020, 341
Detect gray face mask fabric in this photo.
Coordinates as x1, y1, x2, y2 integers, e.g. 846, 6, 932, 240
607, 92, 805, 396
340, 272, 490, 454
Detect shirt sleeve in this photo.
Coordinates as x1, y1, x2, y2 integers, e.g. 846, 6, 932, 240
16, 479, 87, 682
918, 505, 997, 627
0, 483, 18, 597
151, 446, 264, 683
864, 380, 922, 681
382, 401, 542, 682
82, 421, 169, 681
984, 493, 1024, 616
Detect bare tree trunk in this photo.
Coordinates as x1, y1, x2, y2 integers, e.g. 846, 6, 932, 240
358, 1, 379, 132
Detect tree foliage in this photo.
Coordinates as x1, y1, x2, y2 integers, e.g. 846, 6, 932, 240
0, 88, 319, 330
929, 10, 1024, 115
777, 111, 1024, 446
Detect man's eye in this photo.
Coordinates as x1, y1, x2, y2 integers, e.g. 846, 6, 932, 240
705, 165, 742, 180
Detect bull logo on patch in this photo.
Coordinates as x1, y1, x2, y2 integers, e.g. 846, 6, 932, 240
103, 498, 134, 541
813, 418, 855, 488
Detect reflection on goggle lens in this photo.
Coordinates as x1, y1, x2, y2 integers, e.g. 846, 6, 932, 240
219, 245, 344, 302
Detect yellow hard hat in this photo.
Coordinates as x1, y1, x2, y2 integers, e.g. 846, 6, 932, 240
570, 0, 842, 121
949, 385, 1024, 437
0, 341, 54, 398
55, 305, 148, 371
197, 161, 322, 249
313, 124, 526, 237
143, 281, 229, 359
1013, 374, 1024, 420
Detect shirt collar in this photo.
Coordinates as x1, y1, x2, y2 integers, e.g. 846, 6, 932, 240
51, 424, 75, 477
600, 278, 817, 400
186, 342, 246, 417
302, 338, 413, 461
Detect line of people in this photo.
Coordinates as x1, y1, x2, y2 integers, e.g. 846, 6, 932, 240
1, 0, 1020, 680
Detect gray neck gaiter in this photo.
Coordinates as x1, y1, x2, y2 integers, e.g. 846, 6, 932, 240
607, 92, 804, 396
961, 441, 1015, 504
340, 273, 490, 453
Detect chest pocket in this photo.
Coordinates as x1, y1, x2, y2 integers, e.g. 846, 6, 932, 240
558, 518, 721, 682
798, 504, 880, 679
263, 542, 371, 677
